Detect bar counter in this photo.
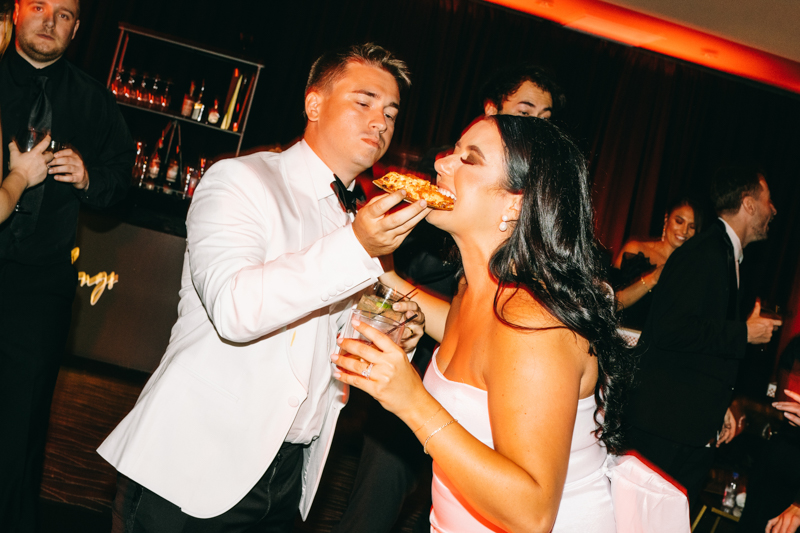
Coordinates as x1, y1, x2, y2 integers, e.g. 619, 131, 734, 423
67, 187, 190, 373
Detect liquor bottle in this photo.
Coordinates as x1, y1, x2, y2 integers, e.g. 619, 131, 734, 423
191, 80, 206, 121
231, 103, 240, 132
145, 127, 169, 189
148, 75, 160, 108
722, 472, 738, 509
185, 157, 211, 198
181, 80, 196, 117
221, 71, 243, 130
136, 72, 149, 105
160, 120, 183, 194
165, 145, 181, 193
146, 138, 163, 180
234, 74, 253, 129
145, 149, 161, 190
123, 69, 137, 100
111, 68, 124, 97
132, 141, 147, 186
161, 80, 172, 110
207, 99, 220, 125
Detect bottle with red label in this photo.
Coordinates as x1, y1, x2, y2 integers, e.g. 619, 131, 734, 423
181, 80, 196, 117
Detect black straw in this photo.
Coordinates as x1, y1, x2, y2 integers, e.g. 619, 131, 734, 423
387, 314, 418, 335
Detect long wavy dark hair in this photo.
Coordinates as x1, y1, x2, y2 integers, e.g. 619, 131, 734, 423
486, 115, 635, 454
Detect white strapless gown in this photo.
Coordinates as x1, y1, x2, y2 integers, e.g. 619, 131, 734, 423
422, 350, 616, 533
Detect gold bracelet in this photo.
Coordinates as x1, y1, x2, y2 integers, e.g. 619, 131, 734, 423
424, 419, 458, 455
413, 406, 442, 434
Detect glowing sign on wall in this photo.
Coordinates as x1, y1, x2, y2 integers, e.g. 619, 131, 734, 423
71, 247, 119, 306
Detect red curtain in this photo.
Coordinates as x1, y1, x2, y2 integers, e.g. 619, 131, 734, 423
67, 0, 800, 389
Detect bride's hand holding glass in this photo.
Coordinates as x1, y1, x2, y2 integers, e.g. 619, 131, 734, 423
332, 317, 434, 421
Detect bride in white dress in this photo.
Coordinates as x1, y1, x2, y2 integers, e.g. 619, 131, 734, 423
332, 115, 636, 532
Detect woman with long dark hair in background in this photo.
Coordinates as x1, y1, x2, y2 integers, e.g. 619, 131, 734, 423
334, 115, 638, 532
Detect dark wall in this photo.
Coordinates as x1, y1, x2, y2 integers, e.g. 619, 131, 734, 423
61, 0, 800, 391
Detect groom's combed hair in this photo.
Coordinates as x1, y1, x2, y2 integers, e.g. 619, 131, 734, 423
487, 114, 635, 454
305, 43, 411, 96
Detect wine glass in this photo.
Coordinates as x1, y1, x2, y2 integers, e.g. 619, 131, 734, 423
13, 127, 51, 214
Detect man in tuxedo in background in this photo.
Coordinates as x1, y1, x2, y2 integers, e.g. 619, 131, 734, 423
626, 165, 782, 506
99, 43, 429, 532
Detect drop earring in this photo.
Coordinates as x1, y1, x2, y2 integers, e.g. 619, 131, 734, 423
499, 215, 509, 232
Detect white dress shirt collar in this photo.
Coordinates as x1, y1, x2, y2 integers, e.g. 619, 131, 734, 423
720, 217, 744, 288
719, 218, 744, 264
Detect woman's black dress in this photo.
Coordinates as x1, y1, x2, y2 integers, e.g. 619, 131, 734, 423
611, 251, 657, 331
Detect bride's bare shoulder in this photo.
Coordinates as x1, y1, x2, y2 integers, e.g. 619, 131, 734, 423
493, 285, 559, 330
488, 288, 590, 369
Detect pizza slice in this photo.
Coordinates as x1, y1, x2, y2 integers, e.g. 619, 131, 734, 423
372, 172, 455, 210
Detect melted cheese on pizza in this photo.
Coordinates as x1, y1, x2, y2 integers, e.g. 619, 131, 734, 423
373, 172, 455, 210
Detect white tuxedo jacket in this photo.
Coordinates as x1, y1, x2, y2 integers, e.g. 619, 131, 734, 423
98, 141, 382, 519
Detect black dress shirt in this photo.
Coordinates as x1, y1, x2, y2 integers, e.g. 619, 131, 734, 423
0, 48, 134, 265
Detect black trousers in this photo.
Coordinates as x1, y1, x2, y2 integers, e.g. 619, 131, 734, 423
332, 339, 435, 533
736, 434, 800, 532
0, 260, 77, 533
112, 441, 306, 533
331, 419, 431, 533
627, 426, 715, 507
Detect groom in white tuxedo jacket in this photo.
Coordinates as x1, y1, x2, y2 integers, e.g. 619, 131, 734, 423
99, 44, 430, 532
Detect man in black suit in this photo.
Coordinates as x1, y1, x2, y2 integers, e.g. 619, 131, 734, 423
625, 165, 782, 506
0, 1, 133, 530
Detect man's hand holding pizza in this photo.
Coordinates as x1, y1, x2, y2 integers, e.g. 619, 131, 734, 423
353, 189, 430, 258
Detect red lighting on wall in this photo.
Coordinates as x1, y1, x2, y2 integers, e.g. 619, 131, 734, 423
485, 0, 800, 94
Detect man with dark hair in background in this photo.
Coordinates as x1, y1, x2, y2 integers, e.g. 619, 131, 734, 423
0, 0, 133, 530
99, 43, 429, 532
333, 63, 565, 533
626, 165, 782, 506
480, 63, 566, 119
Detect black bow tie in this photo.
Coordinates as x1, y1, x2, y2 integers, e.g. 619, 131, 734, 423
331, 175, 358, 214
